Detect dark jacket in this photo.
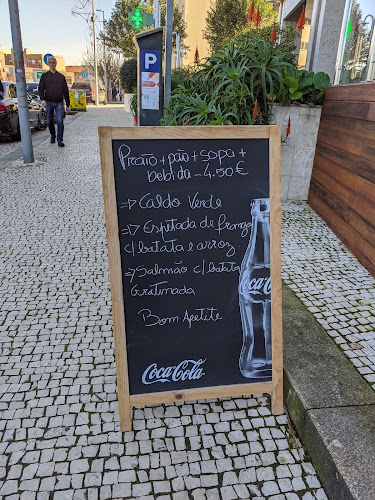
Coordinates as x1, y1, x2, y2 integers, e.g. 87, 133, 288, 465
39, 71, 70, 106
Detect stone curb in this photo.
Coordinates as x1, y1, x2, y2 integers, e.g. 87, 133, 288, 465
283, 284, 375, 500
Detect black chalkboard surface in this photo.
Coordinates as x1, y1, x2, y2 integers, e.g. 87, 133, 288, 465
113, 137, 270, 394
99, 126, 282, 430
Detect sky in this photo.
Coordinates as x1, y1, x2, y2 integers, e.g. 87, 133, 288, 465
359, 0, 373, 19
0, 0, 116, 65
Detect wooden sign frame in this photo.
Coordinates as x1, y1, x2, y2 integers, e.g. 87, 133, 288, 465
99, 126, 282, 431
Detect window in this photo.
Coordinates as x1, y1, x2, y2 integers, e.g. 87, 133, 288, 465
8, 84, 17, 99
297, 21, 311, 69
336, 0, 375, 84
71, 82, 91, 90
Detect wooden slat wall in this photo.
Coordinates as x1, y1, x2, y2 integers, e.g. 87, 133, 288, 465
308, 83, 375, 277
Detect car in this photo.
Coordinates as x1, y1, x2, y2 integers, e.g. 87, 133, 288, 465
26, 81, 67, 118
26, 81, 40, 99
0, 81, 47, 141
70, 81, 106, 104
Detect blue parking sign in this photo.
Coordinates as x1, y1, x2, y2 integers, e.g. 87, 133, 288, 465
141, 50, 161, 73
44, 53, 54, 65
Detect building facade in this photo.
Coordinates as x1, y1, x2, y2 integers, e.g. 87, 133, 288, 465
175, 0, 213, 65
275, 0, 375, 84
175, 0, 374, 85
0, 50, 76, 86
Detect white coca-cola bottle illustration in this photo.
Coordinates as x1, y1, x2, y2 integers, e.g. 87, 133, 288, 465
238, 198, 271, 378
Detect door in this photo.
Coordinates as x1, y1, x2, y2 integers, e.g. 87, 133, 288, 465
27, 96, 42, 127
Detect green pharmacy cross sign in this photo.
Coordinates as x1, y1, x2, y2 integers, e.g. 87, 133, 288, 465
128, 7, 153, 29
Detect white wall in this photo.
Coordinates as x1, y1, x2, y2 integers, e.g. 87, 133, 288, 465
279, 0, 348, 82
281, 0, 305, 21
306, 0, 347, 80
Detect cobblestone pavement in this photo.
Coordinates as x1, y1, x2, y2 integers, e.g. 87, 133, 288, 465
0, 114, 82, 170
0, 129, 42, 158
0, 106, 328, 499
282, 203, 375, 391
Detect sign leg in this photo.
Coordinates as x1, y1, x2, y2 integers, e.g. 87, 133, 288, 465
269, 125, 283, 416
272, 377, 284, 415
119, 395, 132, 431
99, 126, 133, 432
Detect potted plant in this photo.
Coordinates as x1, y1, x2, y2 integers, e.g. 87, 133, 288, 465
162, 25, 331, 201
120, 58, 137, 112
270, 68, 330, 200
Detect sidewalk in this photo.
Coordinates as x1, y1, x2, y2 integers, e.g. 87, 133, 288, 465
0, 113, 81, 172
281, 203, 375, 500
0, 105, 359, 500
282, 203, 375, 391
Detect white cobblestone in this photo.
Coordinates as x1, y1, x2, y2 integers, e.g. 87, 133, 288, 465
282, 202, 375, 390
0, 109, 328, 500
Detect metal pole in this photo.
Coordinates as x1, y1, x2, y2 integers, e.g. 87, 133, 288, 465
172, 32, 180, 68
363, 14, 375, 82
8, 0, 33, 163
97, 9, 108, 103
176, 33, 180, 68
92, 0, 99, 106
154, 0, 160, 27
103, 26, 107, 103
164, 0, 173, 109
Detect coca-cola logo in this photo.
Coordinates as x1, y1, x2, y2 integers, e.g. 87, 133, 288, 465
242, 276, 271, 295
142, 359, 206, 385
240, 269, 271, 302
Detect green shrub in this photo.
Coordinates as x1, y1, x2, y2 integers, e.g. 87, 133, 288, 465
171, 66, 196, 91
236, 24, 298, 65
162, 34, 292, 126
120, 58, 137, 93
162, 25, 330, 126
278, 69, 331, 105
130, 93, 137, 115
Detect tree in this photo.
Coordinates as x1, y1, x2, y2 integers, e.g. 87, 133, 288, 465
203, 0, 277, 53
81, 39, 123, 90
120, 59, 137, 92
103, 0, 188, 58
203, 0, 247, 53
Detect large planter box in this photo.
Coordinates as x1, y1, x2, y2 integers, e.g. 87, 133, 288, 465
123, 93, 134, 113
270, 104, 322, 201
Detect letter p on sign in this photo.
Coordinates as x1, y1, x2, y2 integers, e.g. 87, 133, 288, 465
141, 49, 160, 73
145, 53, 157, 69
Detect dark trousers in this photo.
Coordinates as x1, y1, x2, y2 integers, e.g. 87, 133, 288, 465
46, 101, 65, 142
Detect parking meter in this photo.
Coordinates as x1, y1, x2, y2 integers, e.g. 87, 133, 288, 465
134, 27, 163, 126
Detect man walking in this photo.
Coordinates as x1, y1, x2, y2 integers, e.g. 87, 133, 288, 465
39, 57, 70, 147
112, 86, 118, 102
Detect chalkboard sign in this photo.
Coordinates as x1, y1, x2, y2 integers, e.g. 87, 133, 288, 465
99, 126, 282, 430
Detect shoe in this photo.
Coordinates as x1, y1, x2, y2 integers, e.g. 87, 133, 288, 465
58, 141, 65, 147
50, 137, 56, 144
